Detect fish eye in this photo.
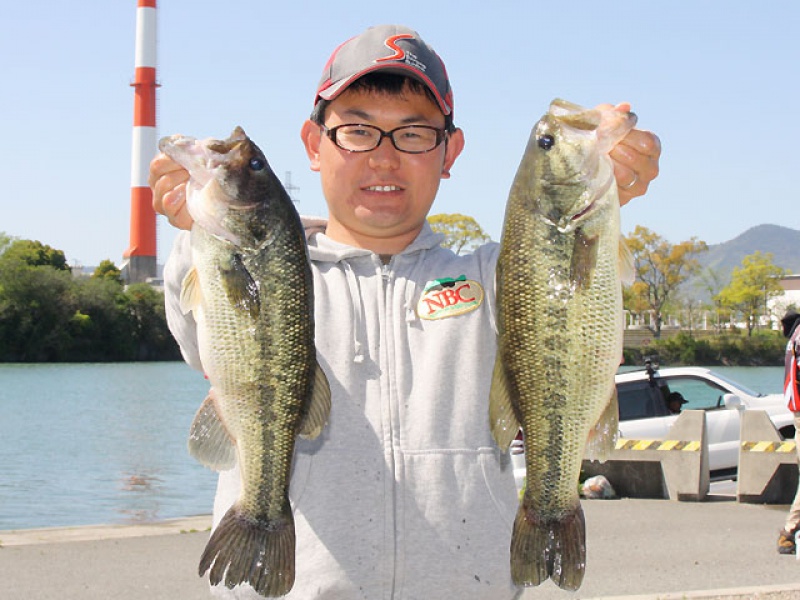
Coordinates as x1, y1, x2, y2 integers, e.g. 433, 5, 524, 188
249, 158, 265, 171
537, 135, 555, 151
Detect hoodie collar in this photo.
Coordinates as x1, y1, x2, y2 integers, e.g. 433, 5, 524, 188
304, 218, 445, 264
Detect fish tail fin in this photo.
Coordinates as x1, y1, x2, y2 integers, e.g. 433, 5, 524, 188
200, 504, 295, 597
510, 497, 586, 591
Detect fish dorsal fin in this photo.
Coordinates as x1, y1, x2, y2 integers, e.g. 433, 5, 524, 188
489, 355, 521, 452
180, 266, 203, 315
220, 253, 260, 319
188, 390, 237, 471
299, 362, 332, 440
619, 239, 636, 286
584, 387, 619, 462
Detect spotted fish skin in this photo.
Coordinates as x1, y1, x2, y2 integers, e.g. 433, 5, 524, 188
160, 127, 331, 598
489, 100, 636, 591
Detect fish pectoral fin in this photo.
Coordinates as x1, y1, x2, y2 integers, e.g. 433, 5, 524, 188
570, 230, 599, 290
298, 362, 332, 440
489, 355, 521, 452
188, 391, 237, 471
619, 238, 635, 286
584, 387, 619, 463
220, 253, 261, 319
179, 267, 203, 314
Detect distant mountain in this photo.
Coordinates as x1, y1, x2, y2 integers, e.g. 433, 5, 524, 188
700, 224, 800, 275
683, 224, 800, 300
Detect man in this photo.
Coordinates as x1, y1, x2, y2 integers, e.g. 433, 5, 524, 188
667, 391, 688, 414
778, 310, 800, 555
151, 24, 661, 599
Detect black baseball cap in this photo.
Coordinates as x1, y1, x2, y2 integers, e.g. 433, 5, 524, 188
315, 25, 453, 117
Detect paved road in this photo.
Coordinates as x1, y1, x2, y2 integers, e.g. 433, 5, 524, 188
1, 496, 799, 599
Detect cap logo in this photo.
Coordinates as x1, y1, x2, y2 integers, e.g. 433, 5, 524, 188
376, 33, 420, 67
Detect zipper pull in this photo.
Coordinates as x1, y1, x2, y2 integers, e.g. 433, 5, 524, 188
381, 261, 392, 282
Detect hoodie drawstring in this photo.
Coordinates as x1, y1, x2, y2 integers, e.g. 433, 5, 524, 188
342, 261, 367, 364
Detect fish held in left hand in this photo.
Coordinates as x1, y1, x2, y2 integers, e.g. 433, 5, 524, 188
489, 100, 636, 591
159, 127, 331, 597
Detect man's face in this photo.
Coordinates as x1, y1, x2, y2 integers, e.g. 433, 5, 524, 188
302, 84, 464, 252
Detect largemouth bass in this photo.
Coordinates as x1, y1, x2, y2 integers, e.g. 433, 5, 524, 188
159, 127, 331, 597
489, 100, 636, 590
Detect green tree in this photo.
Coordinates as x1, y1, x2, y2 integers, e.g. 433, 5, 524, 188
70, 276, 137, 361
92, 259, 124, 285
2, 239, 70, 271
125, 283, 181, 361
428, 213, 491, 254
624, 226, 708, 338
0, 259, 76, 361
716, 251, 786, 336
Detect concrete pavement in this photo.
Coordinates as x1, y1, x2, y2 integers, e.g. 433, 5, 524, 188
1, 497, 799, 599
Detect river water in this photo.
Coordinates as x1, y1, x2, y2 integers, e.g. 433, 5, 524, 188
0, 362, 786, 531
1, 362, 217, 530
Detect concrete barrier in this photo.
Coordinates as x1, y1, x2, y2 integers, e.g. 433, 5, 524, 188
582, 409, 709, 501
736, 409, 798, 504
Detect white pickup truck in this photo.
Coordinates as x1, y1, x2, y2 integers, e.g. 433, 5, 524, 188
615, 365, 794, 479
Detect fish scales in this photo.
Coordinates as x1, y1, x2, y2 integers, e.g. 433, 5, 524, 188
160, 127, 331, 598
490, 100, 636, 591
193, 214, 308, 513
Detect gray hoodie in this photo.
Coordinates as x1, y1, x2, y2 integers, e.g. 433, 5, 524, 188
164, 221, 521, 600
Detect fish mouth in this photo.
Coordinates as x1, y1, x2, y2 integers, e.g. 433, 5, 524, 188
159, 135, 234, 186
227, 201, 262, 211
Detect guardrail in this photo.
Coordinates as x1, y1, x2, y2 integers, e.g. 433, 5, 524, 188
582, 409, 709, 501
736, 410, 798, 504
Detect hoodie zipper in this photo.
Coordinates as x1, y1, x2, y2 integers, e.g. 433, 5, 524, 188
375, 255, 400, 599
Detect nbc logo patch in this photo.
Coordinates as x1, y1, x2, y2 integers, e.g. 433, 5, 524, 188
417, 275, 484, 320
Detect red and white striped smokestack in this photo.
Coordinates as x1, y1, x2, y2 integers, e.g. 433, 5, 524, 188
123, 0, 158, 283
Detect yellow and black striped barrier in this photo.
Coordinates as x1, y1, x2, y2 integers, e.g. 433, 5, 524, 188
740, 440, 796, 453
616, 439, 701, 452
737, 410, 798, 504
582, 410, 710, 501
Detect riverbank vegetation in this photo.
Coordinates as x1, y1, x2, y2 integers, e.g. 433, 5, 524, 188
623, 331, 786, 368
1, 222, 794, 365
0, 237, 180, 362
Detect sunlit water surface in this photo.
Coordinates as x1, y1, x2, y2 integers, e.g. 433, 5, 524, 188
1, 362, 217, 530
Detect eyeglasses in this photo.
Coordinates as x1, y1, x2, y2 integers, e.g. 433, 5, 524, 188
321, 123, 447, 154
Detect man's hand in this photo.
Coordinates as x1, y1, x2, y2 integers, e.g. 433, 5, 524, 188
600, 102, 662, 206
149, 153, 193, 230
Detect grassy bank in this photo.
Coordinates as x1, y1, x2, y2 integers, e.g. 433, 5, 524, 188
623, 331, 786, 367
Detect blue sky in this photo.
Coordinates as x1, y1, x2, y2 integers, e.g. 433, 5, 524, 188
2, 1, 797, 268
